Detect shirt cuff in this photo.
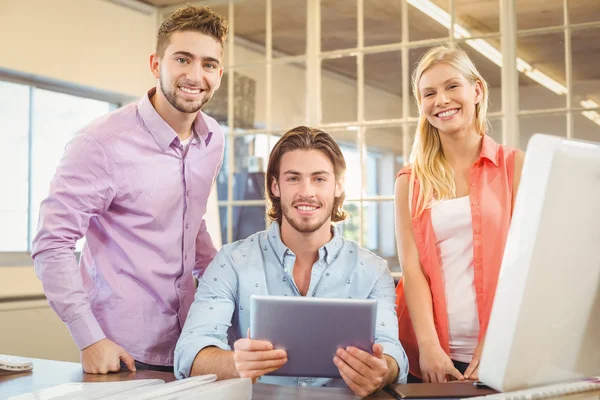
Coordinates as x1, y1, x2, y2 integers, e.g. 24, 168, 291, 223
67, 313, 106, 350
380, 342, 409, 384
174, 337, 229, 379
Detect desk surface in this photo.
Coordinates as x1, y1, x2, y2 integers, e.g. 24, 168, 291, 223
0, 358, 464, 399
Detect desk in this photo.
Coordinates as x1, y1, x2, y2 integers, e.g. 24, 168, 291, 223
0, 358, 457, 399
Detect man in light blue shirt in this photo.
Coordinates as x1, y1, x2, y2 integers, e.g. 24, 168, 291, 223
174, 126, 408, 396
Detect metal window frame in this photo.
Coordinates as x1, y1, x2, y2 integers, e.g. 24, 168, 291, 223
0, 70, 128, 258
220, 0, 507, 247
193, 0, 598, 248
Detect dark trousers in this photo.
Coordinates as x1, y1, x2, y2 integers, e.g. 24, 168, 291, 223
120, 360, 174, 373
407, 359, 470, 383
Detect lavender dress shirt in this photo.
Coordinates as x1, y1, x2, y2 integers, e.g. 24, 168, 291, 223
32, 88, 224, 366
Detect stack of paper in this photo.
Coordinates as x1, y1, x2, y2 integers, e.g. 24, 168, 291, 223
9, 380, 164, 400
9, 375, 253, 400
114, 376, 252, 400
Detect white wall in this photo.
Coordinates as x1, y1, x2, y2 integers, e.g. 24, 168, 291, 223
0, 0, 157, 97
0, 299, 80, 362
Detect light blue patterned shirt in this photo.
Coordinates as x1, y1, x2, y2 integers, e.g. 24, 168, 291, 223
174, 222, 409, 387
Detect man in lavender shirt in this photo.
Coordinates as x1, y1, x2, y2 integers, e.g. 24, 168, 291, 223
31, 6, 228, 374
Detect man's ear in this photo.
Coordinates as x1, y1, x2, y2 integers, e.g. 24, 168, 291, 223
271, 177, 280, 197
335, 176, 345, 198
149, 53, 161, 79
214, 66, 224, 91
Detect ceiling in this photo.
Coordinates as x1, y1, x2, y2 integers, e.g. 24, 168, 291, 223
135, 0, 600, 96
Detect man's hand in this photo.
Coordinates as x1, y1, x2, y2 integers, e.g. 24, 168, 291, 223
233, 334, 287, 383
333, 343, 392, 397
464, 339, 484, 380
419, 343, 464, 383
81, 338, 136, 374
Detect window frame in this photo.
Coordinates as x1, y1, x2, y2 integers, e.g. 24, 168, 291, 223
0, 67, 134, 261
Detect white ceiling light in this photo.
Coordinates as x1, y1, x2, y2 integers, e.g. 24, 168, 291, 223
407, 0, 567, 95
581, 100, 600, 126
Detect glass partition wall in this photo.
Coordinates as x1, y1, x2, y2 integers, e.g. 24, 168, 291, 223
163, 0, 600, 272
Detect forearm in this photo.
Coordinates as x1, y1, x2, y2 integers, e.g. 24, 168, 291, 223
403, 267, 441, 349
190, 346, 239, 380
384, 355, 399, 386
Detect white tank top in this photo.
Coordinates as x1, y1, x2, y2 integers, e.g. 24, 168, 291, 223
430, 196, 479, 363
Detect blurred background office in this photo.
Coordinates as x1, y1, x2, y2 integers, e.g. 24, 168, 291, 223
0, 0, 599, 362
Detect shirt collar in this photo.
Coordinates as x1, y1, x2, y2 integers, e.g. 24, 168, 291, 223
267, 221, 345, 266
138, 88, 213, 152
478, 134, 500, 167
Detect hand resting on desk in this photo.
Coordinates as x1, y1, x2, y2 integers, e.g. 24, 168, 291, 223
81, 338, 136, 374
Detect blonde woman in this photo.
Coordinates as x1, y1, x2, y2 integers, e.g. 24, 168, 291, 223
394, 45, 524, 383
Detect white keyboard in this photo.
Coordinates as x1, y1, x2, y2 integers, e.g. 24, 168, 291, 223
468, 378, 600, 400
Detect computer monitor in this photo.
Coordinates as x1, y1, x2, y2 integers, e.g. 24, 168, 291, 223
478, 134, 600, 392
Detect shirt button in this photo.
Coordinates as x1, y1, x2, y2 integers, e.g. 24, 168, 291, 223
475, 258, 481, 264
185, 222, 190, 229
472, 201, 479, 207
177, 283, 181, 288
475, 229, 481, 234
301, 382, 307, 387
184, 255, 188, 260
186, 190, 190, 196
471, 182, 477, 187
477, 288, 483, 294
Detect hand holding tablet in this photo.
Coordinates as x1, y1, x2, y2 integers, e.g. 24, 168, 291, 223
334, 342, 391, 395
232, 329, 288, 383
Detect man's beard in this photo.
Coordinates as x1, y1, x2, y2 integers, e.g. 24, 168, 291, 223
281, 201, 333, 233
160, 77, 210, 114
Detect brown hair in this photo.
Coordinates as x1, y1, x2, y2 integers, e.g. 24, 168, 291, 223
266, 126, 348, 224
156, 5, 229, 56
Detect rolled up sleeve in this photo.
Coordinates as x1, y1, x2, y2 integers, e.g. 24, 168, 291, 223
175, 247, 238, 379
370, 266, 409, 384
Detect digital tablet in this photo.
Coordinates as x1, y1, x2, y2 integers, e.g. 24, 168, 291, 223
249, 295, 376, 378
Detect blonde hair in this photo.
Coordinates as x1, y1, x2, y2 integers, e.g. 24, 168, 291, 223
409, 45, 490, 216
